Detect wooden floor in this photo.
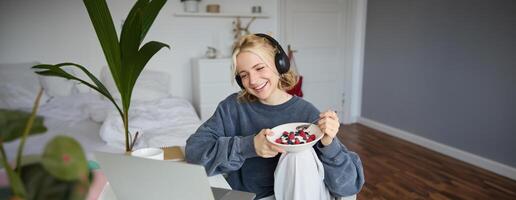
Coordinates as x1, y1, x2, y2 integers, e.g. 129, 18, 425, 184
337, 123, 516, 200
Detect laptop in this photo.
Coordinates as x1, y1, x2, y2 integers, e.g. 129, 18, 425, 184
94, 151, 255, 200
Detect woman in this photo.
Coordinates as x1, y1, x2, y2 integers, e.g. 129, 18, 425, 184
185, 34, 364, 199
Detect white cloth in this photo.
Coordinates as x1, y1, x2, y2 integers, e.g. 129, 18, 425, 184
99, 96, 201, 149
38, 92, 109, 125
274, 148, 332, 200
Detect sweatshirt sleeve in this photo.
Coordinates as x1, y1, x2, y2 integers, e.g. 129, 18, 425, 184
185, 103, 258, 176
315, 139, 365, 197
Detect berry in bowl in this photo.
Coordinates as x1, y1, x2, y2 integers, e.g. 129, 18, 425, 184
266, 122, 324, 152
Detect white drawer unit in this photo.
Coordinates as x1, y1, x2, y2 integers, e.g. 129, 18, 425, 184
192, 58, 241, 122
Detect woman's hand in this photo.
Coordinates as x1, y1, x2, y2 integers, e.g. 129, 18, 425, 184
318, 110, 340, 146
254, 129, 285, 158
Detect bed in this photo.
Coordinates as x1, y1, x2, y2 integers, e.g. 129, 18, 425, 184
1, 62, 201, 161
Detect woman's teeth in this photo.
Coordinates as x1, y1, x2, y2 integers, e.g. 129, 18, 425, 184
255, 81, 267, 90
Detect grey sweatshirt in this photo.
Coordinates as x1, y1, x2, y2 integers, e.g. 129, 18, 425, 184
185, 93, 364, 199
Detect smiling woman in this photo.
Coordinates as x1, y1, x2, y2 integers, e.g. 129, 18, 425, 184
185, 33, 364, 200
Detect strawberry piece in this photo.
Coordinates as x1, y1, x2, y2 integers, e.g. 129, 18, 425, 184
294, 138, 300, 144
288, 133, 295, 140
307, 135, 316, 142
275, 138, 282, 144
299, 130, 306, 139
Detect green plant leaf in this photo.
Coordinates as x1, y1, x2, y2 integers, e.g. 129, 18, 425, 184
3, 164, 26, 198
32, 63, 123, 118
41, 136, 89, 181
119, 0, 168, 111
120, 5, 143, 61
83, 0, 122, 91
0, 143, 27, 198
15, 88, 45, 175
120, 8, 144, 111
128, 41, 170, 91
140, 0, 167, 41
0, 109, 46, 142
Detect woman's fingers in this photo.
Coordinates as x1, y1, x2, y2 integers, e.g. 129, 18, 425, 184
318, 115, 340, 139
269, 144, 285, 154
319, 110, 338, 121
264, 129, 274, 136
254, 128, 286, 158
262, 146, 282, 158
318, 118, 339, 130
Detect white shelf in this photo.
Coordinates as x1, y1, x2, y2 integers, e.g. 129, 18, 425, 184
174, 12, 269, 18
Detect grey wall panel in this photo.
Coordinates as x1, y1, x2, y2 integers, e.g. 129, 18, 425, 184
362, 0, 516, 167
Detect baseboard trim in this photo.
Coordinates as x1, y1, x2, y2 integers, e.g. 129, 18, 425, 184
357, 117, 516, 181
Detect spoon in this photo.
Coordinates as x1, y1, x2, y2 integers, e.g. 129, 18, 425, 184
295, 118, 320, 130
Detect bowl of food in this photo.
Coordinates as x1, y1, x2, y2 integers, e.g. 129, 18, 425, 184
266, 122, 324, 152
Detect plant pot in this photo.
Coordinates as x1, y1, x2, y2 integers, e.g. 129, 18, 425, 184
183, 1, 199, 13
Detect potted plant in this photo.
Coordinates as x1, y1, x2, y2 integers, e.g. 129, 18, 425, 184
0, 89, 91, 199
33, 0, 169, 152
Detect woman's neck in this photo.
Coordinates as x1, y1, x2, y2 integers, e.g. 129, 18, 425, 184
259, 89, 292, 106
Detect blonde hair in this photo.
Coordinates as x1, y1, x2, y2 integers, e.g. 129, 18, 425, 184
231, 34, 298, 102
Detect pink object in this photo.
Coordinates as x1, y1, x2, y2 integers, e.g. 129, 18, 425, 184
0, 170, 8, 187
87, 170, 108, 200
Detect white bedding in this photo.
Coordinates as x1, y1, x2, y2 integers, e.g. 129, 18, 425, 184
4, 92, 201, 161
99, 96, 202, 149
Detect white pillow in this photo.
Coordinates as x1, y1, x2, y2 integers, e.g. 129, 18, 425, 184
38, 69, 78, 97
0, 84, 49, 110
71, 68, 94, 93
100, 66, 170, 102
0, 62, 50, 109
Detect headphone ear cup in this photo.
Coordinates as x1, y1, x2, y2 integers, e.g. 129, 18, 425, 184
254, 33, 290, 74
235, 75, 244, 89
275, 51, 290, 74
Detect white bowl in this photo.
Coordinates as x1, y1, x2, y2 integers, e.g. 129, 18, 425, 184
131, 147, 164, 160
267, 122, 324, 152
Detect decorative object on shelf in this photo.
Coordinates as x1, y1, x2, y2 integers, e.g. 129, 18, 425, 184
174, 12, 269, 18
206, 4, 220, 13
205, 46, 218, 59
251, 6, 262, 14
232, 17, 256, 39
181, 0, 200, 13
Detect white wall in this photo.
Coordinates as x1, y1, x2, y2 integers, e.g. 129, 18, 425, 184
0, 0, 278, 101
